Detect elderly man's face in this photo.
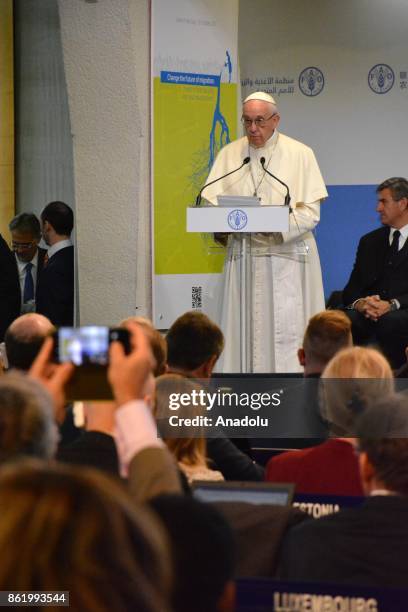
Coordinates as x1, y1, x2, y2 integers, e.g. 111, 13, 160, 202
242, 100, 280, 148
376, 188, 408, 228
11, 230, 39, 263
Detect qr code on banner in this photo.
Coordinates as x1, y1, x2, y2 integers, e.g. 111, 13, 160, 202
192, 286, 202, 309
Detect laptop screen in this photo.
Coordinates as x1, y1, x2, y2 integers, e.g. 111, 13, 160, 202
192, 481, 294, 506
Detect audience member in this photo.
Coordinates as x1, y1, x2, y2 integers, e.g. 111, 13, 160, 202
298, 310, 352, 377
5, 313, 54, 371
213, 498, 309, 578
166, 310, 224, 377
36, 201, 74, 326
0, 460, 171, 611
0, 234, 20, 341
266, 347, 394, 495
319, 347, 393, 437
279, 393, 408, 587
273, 310, 353, 448
150, 494, 235, 612
9, 212, 47, 315
166, 311, 264, 481
3, 312, 83, 451
155, 374, 224, 484
0, 373, 58, 462
121, 316, 167, 376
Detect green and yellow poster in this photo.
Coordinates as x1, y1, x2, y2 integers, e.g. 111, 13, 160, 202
152, 0, 238, 327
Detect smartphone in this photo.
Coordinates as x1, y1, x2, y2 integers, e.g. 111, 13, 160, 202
52, 327, 130, 401
53, 326, 130, 366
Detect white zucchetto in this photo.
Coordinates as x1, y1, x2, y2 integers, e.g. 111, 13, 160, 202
243, 91, 277, 105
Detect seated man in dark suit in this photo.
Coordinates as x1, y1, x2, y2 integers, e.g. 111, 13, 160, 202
36, 201, 74, 326
343, 177, 408, 368
9, 213, 47, 315
279, 393, 408, 587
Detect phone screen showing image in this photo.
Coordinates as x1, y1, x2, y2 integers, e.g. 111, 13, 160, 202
58, 326, 110, 366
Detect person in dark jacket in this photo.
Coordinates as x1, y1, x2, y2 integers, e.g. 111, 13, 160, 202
36, 201, 74, 326
343, 177, 408, 368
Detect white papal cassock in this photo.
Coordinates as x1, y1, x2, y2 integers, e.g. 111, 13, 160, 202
204, 130, 328, 373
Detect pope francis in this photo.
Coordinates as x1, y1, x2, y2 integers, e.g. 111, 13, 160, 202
203, 91, 328, 373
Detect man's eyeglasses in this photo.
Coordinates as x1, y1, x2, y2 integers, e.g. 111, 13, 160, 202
10, 241, 36, 251
241, 113, 277, 128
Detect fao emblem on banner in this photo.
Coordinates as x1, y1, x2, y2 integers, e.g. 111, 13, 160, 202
299, 67, 324, 97
368, 64, 395, 94
227, 209, 248, 231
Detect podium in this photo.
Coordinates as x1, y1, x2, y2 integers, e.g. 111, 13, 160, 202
187, 201, 290, 373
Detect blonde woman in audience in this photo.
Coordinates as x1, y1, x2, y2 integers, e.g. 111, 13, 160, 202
266, 346, 394, 495
155, 374, 224, 485
319, 345, 394, 436
0, 460, 171, 612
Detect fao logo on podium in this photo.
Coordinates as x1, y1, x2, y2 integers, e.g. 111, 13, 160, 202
227, 209, 248, 230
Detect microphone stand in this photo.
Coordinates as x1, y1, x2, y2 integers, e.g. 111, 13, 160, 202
260, 157, 292, 213
195, 157, 250, 206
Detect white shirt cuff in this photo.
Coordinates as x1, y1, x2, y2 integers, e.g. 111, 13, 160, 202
351, 298, 364, 309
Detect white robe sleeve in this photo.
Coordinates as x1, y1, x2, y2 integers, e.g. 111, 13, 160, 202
280, 199, 322, 244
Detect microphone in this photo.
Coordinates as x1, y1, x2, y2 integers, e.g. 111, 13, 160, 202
260, 157, 292, 212
195, 157, 250, 206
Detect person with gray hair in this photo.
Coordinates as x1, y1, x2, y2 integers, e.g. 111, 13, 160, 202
9, 212, 42, 241
4, 313, 54, 371
8, 212, 47, 315
343, 176, 408, 368
0, 372, 58, 462
203, 91, 328, 373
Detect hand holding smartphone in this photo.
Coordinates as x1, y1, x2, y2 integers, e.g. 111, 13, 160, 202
52, 326, 131, 400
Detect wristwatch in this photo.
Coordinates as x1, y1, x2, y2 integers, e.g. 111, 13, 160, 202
389, 299, 399, 311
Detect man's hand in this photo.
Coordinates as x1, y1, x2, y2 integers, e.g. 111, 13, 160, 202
29, 337, 74, 423
356, 295, 392, 321
354, 298, 369, 315
108, 322, 156, 406
366, 297, 392, 320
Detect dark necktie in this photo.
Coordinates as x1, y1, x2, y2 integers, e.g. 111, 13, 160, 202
388, 230, 401, 266
23, 262, 34, 302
